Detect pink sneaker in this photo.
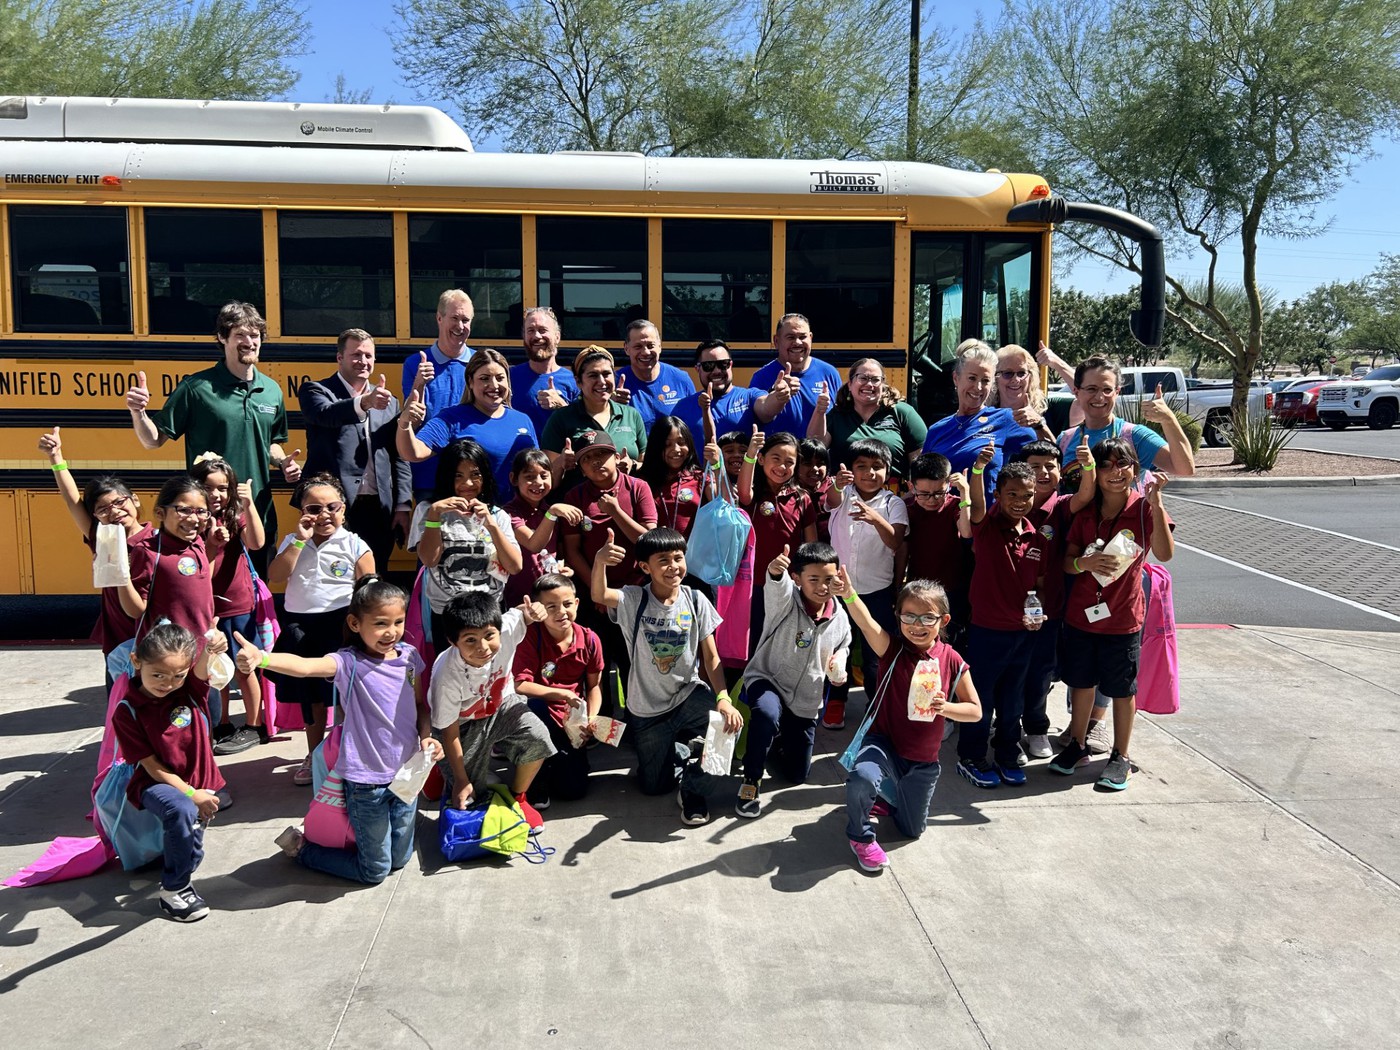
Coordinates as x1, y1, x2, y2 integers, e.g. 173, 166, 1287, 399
849, 838, 889, 872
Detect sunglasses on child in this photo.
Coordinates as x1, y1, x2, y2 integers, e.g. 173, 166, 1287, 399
303, 502, 345, 515
899, 612, 944, 627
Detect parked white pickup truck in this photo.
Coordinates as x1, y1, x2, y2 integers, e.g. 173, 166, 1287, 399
1114, 367, 1268, 447
1315, 364, 1400, 430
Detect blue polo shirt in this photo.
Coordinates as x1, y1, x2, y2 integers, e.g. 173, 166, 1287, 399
615, 362, 696, 432
415, 404, 538, 500
922, 407, 1036, 497
510, 362, 578, 441
751, 358, 842, 437
672, 385, 761, 443
400, 342, 473, 492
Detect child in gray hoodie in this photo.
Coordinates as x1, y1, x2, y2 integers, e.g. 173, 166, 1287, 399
736, 541, 852, 818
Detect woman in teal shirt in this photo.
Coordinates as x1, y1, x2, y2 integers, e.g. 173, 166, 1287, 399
808, 358, 928, 482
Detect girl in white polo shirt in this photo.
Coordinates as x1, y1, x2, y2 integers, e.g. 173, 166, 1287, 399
269, 472, 374, 785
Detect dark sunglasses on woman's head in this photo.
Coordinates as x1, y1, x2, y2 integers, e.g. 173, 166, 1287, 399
698, 359, 733, 373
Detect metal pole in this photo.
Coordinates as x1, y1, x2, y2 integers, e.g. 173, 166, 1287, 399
907, 0, 921, 160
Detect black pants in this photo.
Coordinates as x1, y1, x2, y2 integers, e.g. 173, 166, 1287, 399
525, 703, 593, 802
347, 495, 397, 577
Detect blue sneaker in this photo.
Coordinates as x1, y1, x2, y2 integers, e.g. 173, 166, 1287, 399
956, 758, 1001, 789
997, 762, 1027, 786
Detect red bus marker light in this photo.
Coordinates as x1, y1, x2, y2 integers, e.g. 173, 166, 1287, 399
101, 175, 122, 187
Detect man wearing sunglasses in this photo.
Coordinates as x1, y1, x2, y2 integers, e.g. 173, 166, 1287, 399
672, 339, 781, 444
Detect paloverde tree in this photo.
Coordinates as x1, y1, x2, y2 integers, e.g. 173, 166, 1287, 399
0, 0, 311, 99
971, 0, 1400, 415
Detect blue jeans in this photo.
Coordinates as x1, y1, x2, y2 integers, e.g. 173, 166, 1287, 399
298, 780, 418, 885
845, 733, 941, 842
210, 610, 258, 724
960, 625, 1036, 767
1021, 618, 1061, 735
742, 680, 817, 784
629, 684, 720, 798
141, 783, 205, 890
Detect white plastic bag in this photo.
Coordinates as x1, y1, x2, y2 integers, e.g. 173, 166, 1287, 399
92, 522, 131, 588
389, 746, 436, 803
700, 709, 738, 777
204, 630, 236, 691
824, 646, 849, 686
1090, 530, 1143, 587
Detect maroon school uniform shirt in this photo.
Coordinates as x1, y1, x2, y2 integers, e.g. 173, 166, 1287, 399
512, 620, 605, 726
1065, 492, 1172, 635
1028, 493, 1075, 621
113, 675, 225, 807
207, 514, 255, 619
743, 484, 816, 582
503, 495, 558, 609
969, 505, 1047, 631
128, 529, 216, 643
85, 521, 151, 654
869, 637, 968, 764
562, 473, 659, 588
650, 469, 705, 539
904, 494, 969, 593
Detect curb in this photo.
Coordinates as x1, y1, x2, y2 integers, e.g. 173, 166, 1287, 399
1173, 474, 1400, 489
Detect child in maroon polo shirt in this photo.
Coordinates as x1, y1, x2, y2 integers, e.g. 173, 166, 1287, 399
955, 452, 1048, 789
1051, 436, 1175, 792
903, 453, 973, 647
513, 573, 605, 808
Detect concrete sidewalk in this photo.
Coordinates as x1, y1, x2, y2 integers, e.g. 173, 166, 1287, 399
1, 626, 1397, 1049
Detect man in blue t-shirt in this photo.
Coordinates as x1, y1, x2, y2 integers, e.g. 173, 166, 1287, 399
613, 319, 696, 433
399, 288, 475, 498
672, 339, 779, 444
509, 306, 578, 440
750, 313, 842, 437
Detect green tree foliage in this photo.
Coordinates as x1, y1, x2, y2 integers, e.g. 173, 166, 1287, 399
972, 0, 1400, 414
0, 0, 311, 99
1346, 255, 1400, 364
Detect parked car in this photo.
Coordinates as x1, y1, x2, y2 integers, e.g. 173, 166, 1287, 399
1316, 365, 1400, 430
1115, 367, 1269, 447
1271, 375, 1334, 427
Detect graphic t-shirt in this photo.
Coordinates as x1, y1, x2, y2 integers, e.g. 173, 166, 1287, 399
429, 607, 526, 728
609, 585, 721, 717
424, 507, 517, 613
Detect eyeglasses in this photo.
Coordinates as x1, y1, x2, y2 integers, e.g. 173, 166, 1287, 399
698, 360, 733, 373
997, 369, 1030, 379
303, 502, 345, 515
910, 490, 945, 502
94, 495, 133, 515
170, 505, 211, 519
851, 373, 883, 384
899, 612, 944, 627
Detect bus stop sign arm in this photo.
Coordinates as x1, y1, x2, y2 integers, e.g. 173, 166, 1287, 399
1007, 198, 1166, 350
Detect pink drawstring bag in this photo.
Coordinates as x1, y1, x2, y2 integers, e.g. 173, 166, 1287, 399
246, 553, 302, 733
714, 524, 755, 666
303, 667, 355, 850
1137, 563, 1179, 715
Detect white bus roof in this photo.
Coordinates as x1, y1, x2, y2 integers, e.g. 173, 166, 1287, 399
0, 96, 473, 151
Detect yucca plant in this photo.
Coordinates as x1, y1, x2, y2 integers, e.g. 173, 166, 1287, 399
1224, 408, 1293, 472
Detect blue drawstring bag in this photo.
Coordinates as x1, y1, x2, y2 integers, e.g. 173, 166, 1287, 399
93, 700, 165, 871
686, 467, 750, 586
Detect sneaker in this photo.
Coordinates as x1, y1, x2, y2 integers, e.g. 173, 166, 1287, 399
1086, 718, 1112, 755
821, 699, 847, 730
255, 723, 270, 745
997, 762, 1027, 786
211, 722, 236, 743
1015, 743, 1029, 768
214, 787, 234, 811
849, 838, 889, 873
158, 884, 209, 923
1056, 726, 1074, 747
1095, 751, 1132, 792
514, 793, 545, 833
1026, 733, 1053, 759
678, 788, 710, 826
956, 758, 1001, 789
213, 724, 261, 755
274, 826, 305, 858
1048, 739, 1092, 775
527, 793, 551, 812
735, 778, 762, 819
292, 755, 313, 786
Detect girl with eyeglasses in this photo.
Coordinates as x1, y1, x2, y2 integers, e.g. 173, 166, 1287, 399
37, 425, 150, 687
268, 472, 375, 785
115, 476, 217, 651
832, 574, 982, 873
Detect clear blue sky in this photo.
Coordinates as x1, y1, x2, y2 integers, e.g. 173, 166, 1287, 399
288, 0, 1393, 303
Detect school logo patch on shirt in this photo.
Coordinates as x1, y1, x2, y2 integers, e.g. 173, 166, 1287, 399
176, 556, 199, 576
581, 518, 594, 532
1040, 524, 1055, 539
327, 558, 352, 579
542, 660, 557, 680
170, 705, 193, 728
759, 501, 776, 517
678, 487, 695, 502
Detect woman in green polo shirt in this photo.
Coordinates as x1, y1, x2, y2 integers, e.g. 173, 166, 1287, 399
540, 346, 647, 488
808, 358, 928, 483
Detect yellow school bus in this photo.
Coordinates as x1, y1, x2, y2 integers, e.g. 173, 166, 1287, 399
0, 96, 1163, 608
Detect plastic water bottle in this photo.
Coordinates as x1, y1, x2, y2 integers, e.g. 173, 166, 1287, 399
1023, 591, 1044, 629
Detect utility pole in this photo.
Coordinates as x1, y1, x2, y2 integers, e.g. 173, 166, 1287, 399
907, 0, 921, 160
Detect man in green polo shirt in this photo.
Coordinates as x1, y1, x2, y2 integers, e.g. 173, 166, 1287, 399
125, 301, 302, 570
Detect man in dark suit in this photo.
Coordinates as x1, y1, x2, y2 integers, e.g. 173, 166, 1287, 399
300, 328, 412, 572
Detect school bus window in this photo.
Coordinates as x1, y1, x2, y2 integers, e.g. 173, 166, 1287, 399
278, 211, 394, 337
785, 221, 894, 343
9, 205, 131, 333
980, 237, 1036, 350
662, 219, 770, 344
145, 208, 265, 336
910, 234, 969, 422
408, 214, 523, 341
536, 216, 646, 342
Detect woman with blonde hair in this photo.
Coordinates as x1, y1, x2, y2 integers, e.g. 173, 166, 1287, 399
988, 344, 1056, 444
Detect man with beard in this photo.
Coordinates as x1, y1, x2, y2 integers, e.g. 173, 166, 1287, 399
510, 305, 578, 439
124, 300, 299, 573
400, 288, 475, 500
299, 328, 412, 573
671, 339, 781, 445
612, 319, 694, 431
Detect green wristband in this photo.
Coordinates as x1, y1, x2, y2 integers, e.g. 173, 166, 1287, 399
971, 466, 985, 475
544, 511, 558, 522
181, 785, 196, 798
259, 653, 271, 669
1073, 557, 1082, 573
743, 455, 758, 464
291, 539, 306, 549
842, 594, 857, 604
50, 461, 69, 472
958, 499, 971, 508
1083, 460, 1096, 471
423, 520, 443, 529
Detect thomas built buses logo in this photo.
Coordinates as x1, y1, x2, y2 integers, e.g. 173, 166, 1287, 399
809, 170, 884, 194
